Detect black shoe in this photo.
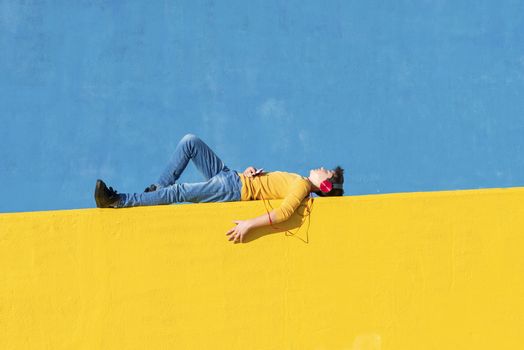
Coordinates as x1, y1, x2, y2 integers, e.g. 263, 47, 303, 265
144, 184, 157, 193
95, 179, 122, 208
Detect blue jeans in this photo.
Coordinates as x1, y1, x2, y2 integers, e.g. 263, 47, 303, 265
118, 134, 242, 208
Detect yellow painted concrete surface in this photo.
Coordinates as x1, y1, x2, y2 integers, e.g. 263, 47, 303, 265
1, 188, 524, 349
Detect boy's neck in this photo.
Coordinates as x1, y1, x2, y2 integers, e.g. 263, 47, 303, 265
305, 176, 319, 192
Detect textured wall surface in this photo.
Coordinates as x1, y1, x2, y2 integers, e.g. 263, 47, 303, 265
1, 187, 524, 349
1, 0, 524, 213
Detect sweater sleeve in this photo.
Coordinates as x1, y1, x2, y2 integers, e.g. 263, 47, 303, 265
273, 178, 311, 223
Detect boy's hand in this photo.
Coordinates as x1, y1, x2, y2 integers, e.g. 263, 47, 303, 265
243, 166, 257, 177
243, 166, 264, 177
226, 220, 252, 243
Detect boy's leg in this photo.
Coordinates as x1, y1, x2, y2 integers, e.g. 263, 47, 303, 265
119, 170, 241, 207
156, 134, 228, 188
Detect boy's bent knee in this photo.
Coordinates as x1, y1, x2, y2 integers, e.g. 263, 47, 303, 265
181, 133, 198, 143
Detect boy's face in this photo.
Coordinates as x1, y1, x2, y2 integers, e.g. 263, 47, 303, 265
309, 167, 334, 184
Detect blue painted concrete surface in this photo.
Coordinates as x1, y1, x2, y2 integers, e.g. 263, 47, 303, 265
1, 0, 523, 212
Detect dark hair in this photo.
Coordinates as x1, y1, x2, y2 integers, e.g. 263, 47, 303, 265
314, 166, 345, 197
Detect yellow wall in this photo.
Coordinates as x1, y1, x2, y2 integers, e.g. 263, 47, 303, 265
1, 187, 524, 349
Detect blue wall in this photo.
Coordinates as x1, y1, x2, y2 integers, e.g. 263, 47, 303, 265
1, 0, 523, 212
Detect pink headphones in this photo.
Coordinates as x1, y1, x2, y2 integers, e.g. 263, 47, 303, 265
319, 180, 343, 193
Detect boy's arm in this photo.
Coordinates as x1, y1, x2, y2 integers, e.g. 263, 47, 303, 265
226, 178, 310, 243
226, 210, 278, 243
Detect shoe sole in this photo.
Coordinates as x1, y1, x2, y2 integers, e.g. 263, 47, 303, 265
94, 180, 102, 208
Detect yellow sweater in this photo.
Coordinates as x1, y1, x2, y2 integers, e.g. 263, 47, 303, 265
238, 171, 312, 223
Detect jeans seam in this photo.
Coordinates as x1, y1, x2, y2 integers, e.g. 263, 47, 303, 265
186, 190, 240, 197
185, 189, 241, 201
